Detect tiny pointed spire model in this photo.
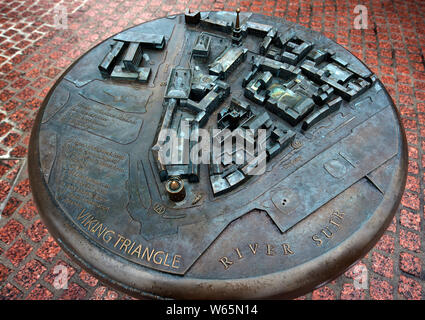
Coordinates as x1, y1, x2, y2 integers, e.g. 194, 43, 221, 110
232, 8, 243, 45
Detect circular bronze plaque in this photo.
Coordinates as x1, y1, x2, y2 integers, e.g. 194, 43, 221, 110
29, 11, 407, 299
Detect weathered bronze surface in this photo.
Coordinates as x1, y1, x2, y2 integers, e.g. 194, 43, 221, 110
28, 11, 407, 299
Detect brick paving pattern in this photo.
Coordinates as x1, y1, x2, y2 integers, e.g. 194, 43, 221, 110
0, 0, 424, 300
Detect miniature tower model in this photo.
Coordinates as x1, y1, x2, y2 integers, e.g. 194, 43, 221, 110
232, 8, 243, 45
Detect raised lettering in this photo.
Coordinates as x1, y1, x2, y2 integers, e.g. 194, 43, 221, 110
131, 244, 142, 258
312, 234, 322, 246
76, 208, 90, 221
114, 234, 125, 248
248, 243, 258, 255
163, 253, 171, 267
120, 238, 132, 252
102, 230, 114, 243
234, 247, 244, 259
332, 211, 345, 220
321, 227, 333, 239
282, 243, 294, 255
329, 218, 341, 228
266, 244, 275, 256
219, 256, 234, 270
172, 255, 181, 269
153, 251, 165, 265
142, 247, 154, 262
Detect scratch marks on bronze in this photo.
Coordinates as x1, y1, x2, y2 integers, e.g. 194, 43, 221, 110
124, 184, 143, 234
325, 115, 356, 138
365, 175, 385, 194
170, 20, 188, 69
338, 152, 357, 168
63, 77, 97, 89
137, 160, 153, 209
41, 86, 71, 124
307, 115, 338, 136
177, 25, 191, 68
150, 23, 176, 88
59, 96, 144, 145
162, 212, 187, 219
78, 80, 153, 114
147, 152, 163, 199
39, 129, 58, 184
151, 50, 169, 88
302, 111, 349, 140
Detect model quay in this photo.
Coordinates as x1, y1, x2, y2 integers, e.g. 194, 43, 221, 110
28, 10, 407, 299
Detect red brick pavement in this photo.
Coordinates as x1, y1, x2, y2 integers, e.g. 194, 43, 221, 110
0, 0, 424, 300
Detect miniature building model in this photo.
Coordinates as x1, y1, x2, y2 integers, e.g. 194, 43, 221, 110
97, 9, 376, 198
98, 32, 165, 82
